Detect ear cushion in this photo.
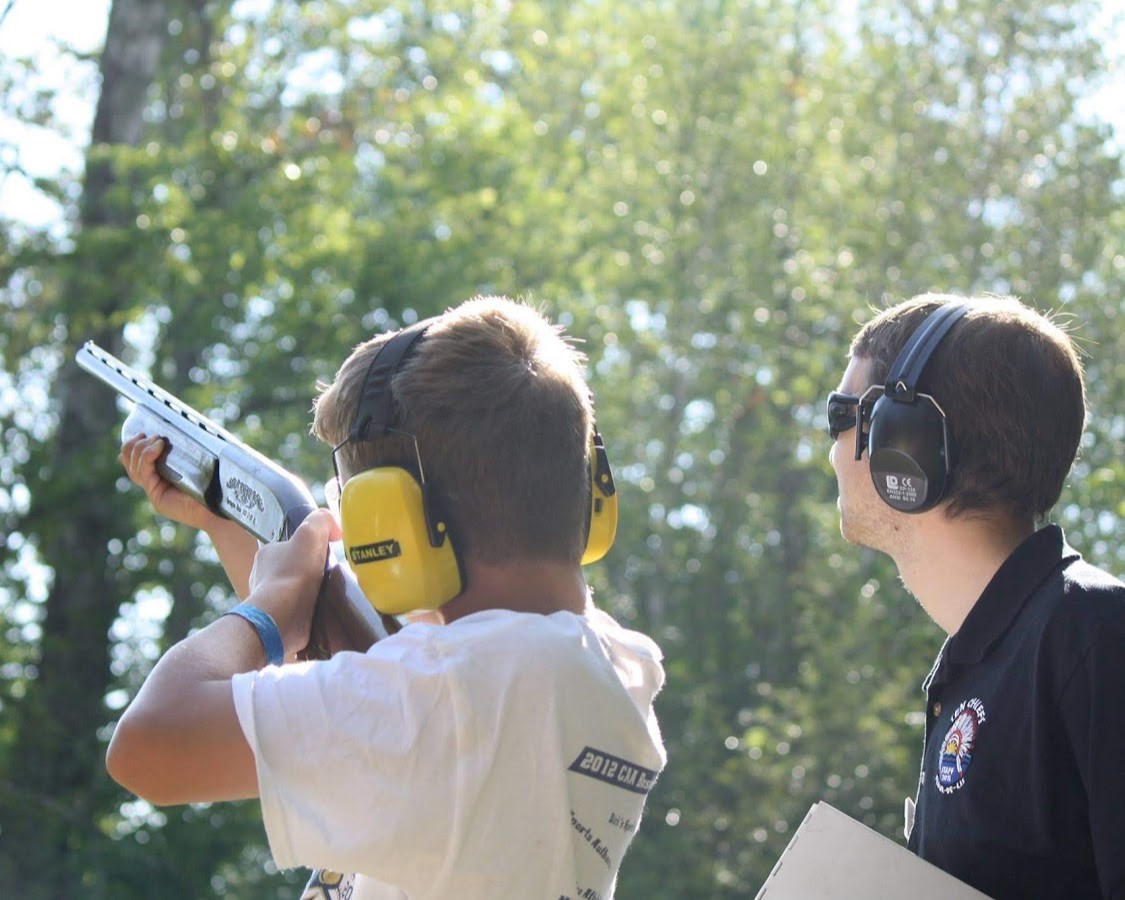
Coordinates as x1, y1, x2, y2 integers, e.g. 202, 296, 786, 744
867, 394, 950, 512
339, 467, 462, 614
581, 434, 618, 565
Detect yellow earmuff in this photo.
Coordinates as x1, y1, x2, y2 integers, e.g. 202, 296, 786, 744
581, 430, 618, 565
335, 320, 463, 615
339, 465, 462, 615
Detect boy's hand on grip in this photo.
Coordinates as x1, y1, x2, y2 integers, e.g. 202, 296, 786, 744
247, 509, 342, 659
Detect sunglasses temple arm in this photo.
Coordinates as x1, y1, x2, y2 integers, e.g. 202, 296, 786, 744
854, 403, 867, 461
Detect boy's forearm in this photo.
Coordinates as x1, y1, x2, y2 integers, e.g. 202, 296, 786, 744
107, 512, 332, 805
106, 615, 264, 805
205, 516, 260, 599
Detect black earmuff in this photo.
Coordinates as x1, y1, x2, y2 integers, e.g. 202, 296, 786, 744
857, 302, 970, 513
337, 320, 619, 615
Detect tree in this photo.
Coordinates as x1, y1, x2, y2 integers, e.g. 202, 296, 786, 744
0, 0, 1121, 896
0, 1, 172, 895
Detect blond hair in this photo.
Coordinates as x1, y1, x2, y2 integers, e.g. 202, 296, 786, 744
313, 296, 595, 563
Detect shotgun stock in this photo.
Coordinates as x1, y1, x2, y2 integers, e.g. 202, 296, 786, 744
76, 341, 400, 657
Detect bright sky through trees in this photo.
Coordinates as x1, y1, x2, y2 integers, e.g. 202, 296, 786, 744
1, 0, 1122, 231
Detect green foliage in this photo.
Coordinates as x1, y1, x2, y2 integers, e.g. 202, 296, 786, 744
0, 0, 1121, 896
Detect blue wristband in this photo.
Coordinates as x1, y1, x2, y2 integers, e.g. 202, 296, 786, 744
225, 602, 285, 666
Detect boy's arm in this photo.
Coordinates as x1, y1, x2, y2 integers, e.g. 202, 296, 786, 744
120, 433, 393, 656
106, 510, 337, 805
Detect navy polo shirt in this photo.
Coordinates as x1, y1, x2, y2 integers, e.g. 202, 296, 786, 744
907, 525, 1125, 899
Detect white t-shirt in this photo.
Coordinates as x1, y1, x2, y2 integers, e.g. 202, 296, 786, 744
231, 605, 666, 900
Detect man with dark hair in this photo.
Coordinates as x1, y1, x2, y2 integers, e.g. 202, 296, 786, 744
828, 293, 1125, 899
108, 296, 666, 899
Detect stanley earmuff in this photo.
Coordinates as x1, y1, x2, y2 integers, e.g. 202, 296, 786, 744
855, 302, 970, 513
332, 320, 619, 615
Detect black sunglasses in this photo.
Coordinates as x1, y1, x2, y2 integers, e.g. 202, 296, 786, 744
827, 387, 885, 459
826, 391, 860, 440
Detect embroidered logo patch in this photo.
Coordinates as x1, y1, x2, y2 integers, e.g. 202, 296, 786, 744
936, 697, 986, 794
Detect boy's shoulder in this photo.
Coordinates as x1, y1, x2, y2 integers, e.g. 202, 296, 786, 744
447, 606, 662, 659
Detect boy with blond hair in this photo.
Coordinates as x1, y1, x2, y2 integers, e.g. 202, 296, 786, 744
109, 297, 666, 900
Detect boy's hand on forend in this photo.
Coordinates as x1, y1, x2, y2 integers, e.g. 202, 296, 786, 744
119, 434, 224, 532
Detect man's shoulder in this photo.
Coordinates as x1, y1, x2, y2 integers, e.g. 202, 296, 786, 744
1054, 557, 1125, 624
1063, 555, 1125, 592
1025, 557, 1125, 663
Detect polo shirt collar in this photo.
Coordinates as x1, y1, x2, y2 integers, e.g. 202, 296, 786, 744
942, 524, 1078, 668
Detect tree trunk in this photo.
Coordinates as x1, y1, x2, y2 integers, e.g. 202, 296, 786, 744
0, 1, 169, 896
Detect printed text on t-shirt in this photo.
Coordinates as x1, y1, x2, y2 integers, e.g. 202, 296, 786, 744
567, 746, 658, 795
570, 808, 613, 869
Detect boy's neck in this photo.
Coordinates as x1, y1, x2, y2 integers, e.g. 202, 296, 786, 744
439, 557, 590, 623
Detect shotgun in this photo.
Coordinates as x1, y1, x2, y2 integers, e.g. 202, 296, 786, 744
76, 340, 400, 657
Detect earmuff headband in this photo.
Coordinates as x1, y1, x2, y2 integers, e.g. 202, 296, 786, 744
348, 321, 434, 443
884, 303, 970, 401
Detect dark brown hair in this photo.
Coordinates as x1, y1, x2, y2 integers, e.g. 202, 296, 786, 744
312, 296, 594, 563
850, 292, 1086, 522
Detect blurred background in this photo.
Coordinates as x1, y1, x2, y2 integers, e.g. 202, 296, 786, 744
1, 0, 1123, 897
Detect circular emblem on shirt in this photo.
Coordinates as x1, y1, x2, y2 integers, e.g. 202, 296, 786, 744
935, 697, 986, 794
301, 869, 354, 899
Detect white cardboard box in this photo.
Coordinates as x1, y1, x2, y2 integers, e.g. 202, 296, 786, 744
755, 802, 991, 899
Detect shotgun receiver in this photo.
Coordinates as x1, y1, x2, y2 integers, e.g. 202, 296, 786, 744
76, 341, 400, 656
